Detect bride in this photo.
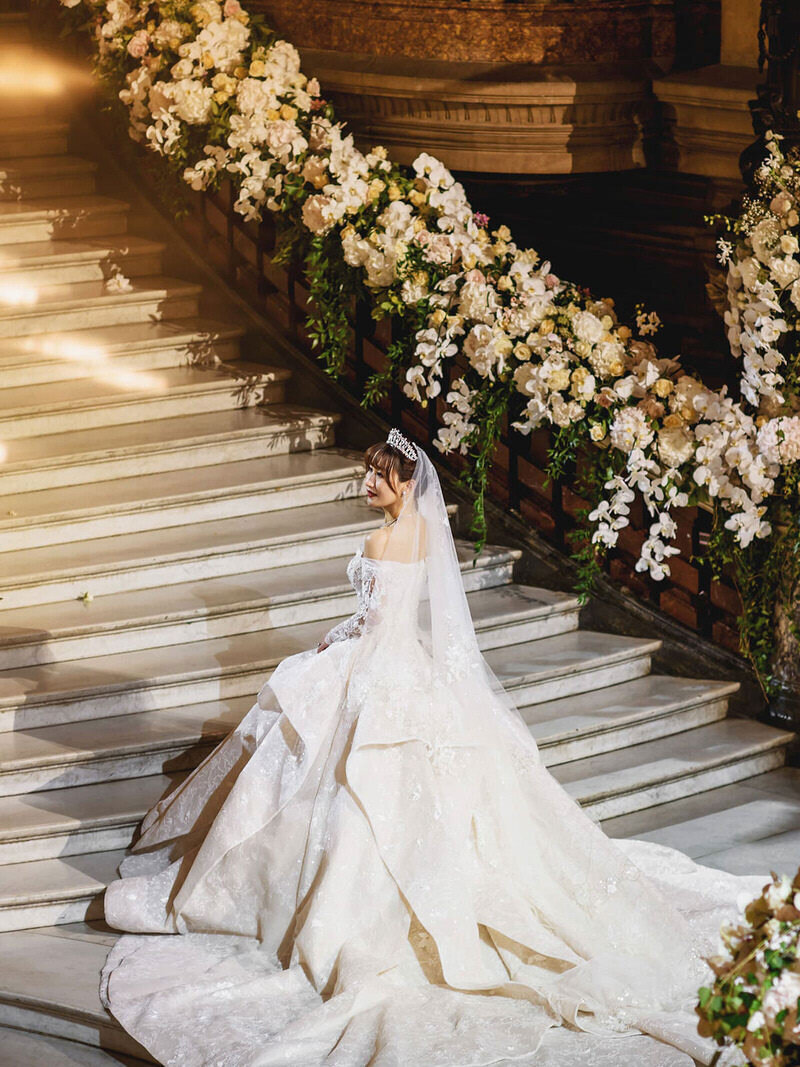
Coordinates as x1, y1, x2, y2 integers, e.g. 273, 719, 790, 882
101, 429, 763, 1067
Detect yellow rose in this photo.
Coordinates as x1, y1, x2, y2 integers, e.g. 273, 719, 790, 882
680, 404, 695, 422
233, 65, 247, 79
497, 275, 513, 292
475, 229, 490, 247
388, 183, 402, 201
265, 107, 280, 121
495, 335, 513, 357
589, 422, 606, 441
539, 318, 555, 335
609, 359, 624, 377
409, 189, 426, 207
431, 309, 446, 327
513, 342, 532, 361
574, 340, 591, 358
202, 51, 214, 69
653, 377, 674, 398
548, 368, 571, 391
462, 252, 477, 270
280, 103, 298, 120
600, 315, 614, 331
617, 325, 631, 342
372, 145, 387, 160
493, 241, 508, 258
494, 224, 511, 241
413, 216, 427, 233
369, 178, 386, 200
213, 90, 229, 104
249, 59, 266, 77
663, 413, 685, 428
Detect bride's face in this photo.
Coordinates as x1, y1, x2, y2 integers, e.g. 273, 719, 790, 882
363, 463, 410, 509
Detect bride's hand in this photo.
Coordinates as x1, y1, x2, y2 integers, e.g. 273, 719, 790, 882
316, 639, 330, 654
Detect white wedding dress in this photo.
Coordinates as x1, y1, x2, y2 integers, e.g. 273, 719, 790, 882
101, 445, 763, 1067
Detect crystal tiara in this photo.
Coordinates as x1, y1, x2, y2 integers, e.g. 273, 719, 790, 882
386, 427, 417, 463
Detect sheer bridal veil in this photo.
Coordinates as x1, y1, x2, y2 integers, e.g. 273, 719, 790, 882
380, 439, 542, 763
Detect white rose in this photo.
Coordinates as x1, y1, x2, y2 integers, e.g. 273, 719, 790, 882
770, 255, 800, 288
572, 310, 605, 344
657, 426, 694, 467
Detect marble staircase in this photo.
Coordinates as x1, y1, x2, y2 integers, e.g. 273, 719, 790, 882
0, 18, 795, 1064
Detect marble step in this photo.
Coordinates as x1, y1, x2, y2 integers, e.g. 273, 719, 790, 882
487, 629, 660, 707
0, 194, 127, 245
0, 537, 528, 670
0, 233, 163, 288
0, 621, 650, 743
524, 674, 739, 765
0, 449, 364, 555
0, 720, 786, 929
0, 553, 527, 735
0, 118, 69, 159
0, 585, 579, 794
0, 1026, 148, 1067
0, 154, 97, 200
0, 362, 287, 441
0, 317, 243, 388
1, 495, 385, 611
0, 404, 339, 495
551, 718, 793, 821
0, 847, 124, 939
0, 924, 151, 1059
0, 273, 201, 338
602, 766, 800, 877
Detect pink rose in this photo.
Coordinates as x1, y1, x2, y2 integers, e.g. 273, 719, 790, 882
545, 273, 559, 289
127, 29, 150, 59
464, 268, 486, 285
223, 0, 242, 14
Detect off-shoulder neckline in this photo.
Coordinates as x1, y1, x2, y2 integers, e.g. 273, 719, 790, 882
356, 545, 425, 567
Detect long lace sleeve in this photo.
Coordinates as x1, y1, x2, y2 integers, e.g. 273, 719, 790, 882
319, 551, 376, 647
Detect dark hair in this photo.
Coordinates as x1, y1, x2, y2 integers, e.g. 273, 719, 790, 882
364, 441, 416, 490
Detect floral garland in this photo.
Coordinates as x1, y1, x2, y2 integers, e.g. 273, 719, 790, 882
697, 867, 800, 1067
57, 0, 800, 694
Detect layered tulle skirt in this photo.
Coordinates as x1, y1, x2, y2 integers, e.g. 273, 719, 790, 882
101, 633, 761, 1066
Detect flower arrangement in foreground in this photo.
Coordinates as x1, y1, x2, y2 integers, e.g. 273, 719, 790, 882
698, 868, 800, 1066
56, 0, 800, 696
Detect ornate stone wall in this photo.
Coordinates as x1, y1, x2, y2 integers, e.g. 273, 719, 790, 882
252, 0, 684, 66
251, 0, 720, 174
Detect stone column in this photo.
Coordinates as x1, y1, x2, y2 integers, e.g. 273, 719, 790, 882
654, 0, 760, 188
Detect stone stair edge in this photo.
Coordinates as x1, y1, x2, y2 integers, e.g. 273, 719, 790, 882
0, 451, 366, 535
0, 361, 290, 422
0, 405, 342, 476
0, 542, 525, 644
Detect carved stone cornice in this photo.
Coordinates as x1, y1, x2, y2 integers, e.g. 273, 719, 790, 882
303, 50, 651, 174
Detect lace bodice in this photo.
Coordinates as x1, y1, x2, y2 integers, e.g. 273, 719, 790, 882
321, 542, 427, 647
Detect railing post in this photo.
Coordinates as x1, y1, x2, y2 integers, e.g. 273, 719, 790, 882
692, 506, 715, 640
